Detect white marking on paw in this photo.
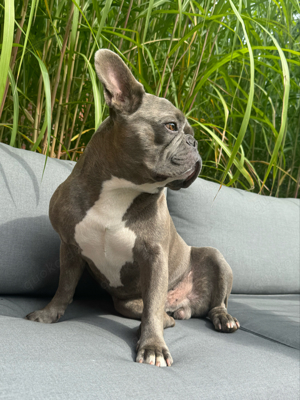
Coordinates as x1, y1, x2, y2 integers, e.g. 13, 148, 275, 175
156, 355, 167, 367
148, 354, 156, 365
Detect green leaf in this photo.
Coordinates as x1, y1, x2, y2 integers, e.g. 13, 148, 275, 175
190, 118, 254, 188
142, 0, 155, 44
77, 52, 102, 129
31, 116, 47, 152
28, 51, 52, 173
97, 0, 113, 39
220, 0, 255, 186
0, 0, 14, 106
67, 2, 80, 83
7, 67, 19, 147
17, 0, 38, 80
251, 21, 291, 192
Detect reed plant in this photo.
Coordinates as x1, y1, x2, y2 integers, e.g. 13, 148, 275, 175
0, 0, 299, 197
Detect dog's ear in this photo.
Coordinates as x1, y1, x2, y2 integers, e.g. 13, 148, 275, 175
95, 49, 145, 114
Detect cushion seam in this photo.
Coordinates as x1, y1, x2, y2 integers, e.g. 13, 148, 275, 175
240, 327, 299, 350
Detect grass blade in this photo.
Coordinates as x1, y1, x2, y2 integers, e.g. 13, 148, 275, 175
0, 0, 14, 106
31, 116, 47, 152
98, 0, 113, 37
77, 52, 102, 129
142, 0, 155, 44
220, 0, 255, 186
7, 67, 19, 147
191, 118, 254, 188
252, 21, 291, 193
29, 51, 51, 167
17, 0, 38, 80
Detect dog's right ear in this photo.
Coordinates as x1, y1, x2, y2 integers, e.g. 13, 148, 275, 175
95, 49, 145, 114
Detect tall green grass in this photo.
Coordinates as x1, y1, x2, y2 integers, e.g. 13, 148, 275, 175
0, 0, 299, 197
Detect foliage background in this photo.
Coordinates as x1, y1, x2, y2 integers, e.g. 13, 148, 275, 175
0, 0, 299, 197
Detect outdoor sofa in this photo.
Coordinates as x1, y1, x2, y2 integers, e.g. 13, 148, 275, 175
0, 142, 299, 399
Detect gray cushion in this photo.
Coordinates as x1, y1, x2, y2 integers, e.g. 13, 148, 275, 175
0, 143, 100, 296
228, 294, 300, 349
0, 296, 299, 400
167, 178, 300, 294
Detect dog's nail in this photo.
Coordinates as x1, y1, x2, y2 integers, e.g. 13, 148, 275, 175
139, 359, 143, 363
166, 359, 171, 367
156, 362, 161, 367
218, 323, 221, 330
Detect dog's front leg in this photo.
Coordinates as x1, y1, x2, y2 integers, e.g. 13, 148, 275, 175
135, 242, 173, 367
25, 242, 85, 323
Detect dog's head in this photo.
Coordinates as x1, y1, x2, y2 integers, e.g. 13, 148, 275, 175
94, 49, 201, 190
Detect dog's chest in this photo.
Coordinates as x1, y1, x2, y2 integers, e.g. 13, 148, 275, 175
74, 179, 139, 288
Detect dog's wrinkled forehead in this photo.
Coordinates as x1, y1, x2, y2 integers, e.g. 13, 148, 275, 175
131, 93, 194, 138
138, 94, 184, 121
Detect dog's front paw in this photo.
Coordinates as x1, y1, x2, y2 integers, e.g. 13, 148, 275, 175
136, 342, 173, 367
25, 308, 64, 324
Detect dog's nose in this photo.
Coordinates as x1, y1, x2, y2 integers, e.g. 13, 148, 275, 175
186, 135, 197, 148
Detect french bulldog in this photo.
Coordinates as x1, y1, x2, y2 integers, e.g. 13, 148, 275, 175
26, 49, 239, 367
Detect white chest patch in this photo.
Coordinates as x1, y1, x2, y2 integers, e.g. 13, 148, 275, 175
74, 176, 161, 288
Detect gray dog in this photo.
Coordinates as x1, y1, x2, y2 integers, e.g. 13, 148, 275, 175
26, 49, 239, 367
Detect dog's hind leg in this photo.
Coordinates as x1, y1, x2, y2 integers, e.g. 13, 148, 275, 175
25, 242, 86, 323
189, 247, 240, 333
113, 297, 175, 329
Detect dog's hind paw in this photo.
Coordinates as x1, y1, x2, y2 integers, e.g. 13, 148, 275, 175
213, 313, 240, 333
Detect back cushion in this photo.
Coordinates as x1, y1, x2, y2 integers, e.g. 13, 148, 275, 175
1, 143, 299, 295
0, 143, 101, 296
167, 178, 300, 294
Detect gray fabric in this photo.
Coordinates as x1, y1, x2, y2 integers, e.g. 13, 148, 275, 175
167, 178, 300, 294
0, 143, 101, 296
1, 145, 298, 398
228, 294, 300, 349
0, 296, 299, 400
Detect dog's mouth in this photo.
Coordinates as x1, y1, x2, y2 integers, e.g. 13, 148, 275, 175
154, 165, 196, 183
154, 160, 201, 190
181, 162, 200, 188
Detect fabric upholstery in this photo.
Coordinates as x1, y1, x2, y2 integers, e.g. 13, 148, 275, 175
167, 178, 300, 294
1, 144, 299, 399
0, 296, 298, 400
228, 294, 300, 349
0, 143, 100, 296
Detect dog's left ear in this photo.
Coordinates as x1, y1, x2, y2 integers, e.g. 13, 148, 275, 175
95, 49, 145, 114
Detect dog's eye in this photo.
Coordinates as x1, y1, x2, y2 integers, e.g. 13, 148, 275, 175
165, 122, 178, 132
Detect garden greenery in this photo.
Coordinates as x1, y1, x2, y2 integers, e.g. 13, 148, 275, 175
0, 0, 299, 197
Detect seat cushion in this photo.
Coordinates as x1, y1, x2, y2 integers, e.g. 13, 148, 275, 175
229, 294, 300, 349
0, 296, 298, 400
0, 143, 100, 296
167, 178, 300, 294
